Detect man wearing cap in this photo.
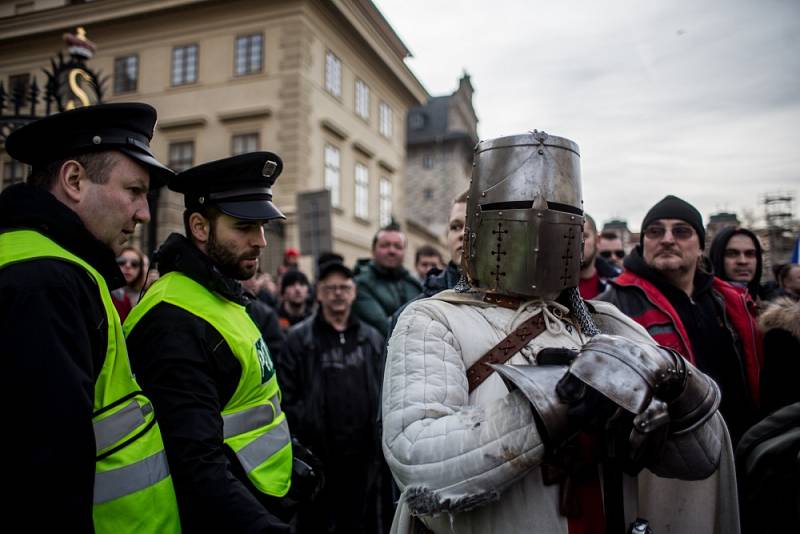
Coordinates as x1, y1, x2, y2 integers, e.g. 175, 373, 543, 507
0, 103, 180, 532
599, 195, 762, 444
123, 152, 294, 532
279, 259, 384, 533
277, 270, 312, 330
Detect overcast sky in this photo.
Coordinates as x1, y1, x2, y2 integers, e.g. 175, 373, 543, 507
375, 0, 800, 231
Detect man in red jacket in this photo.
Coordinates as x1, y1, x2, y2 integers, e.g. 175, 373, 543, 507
599, 195, 762, 444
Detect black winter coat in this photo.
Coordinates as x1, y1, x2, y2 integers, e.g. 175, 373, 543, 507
245, 292, 286, 366
279, 312, 384, 460
125, 233, 287, 533
278, 312, 385, 533
0, 183, 126, 533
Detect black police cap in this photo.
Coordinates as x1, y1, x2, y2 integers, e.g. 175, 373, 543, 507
4, 102, 174, 189
169, 152, 286, 222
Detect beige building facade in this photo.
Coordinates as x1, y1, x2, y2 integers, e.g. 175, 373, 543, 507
0, 0, 428, 274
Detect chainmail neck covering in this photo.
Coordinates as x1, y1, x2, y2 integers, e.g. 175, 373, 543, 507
566, 286, 600, 337
455, 274, 599, 337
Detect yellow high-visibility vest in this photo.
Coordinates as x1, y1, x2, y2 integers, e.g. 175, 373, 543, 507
0, 229, 180, 534
124, 270, 292, 497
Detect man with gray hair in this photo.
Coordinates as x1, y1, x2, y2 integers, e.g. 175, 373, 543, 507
382, 131, 738, 533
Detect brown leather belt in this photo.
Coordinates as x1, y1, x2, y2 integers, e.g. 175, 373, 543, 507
466, 313, 547, 393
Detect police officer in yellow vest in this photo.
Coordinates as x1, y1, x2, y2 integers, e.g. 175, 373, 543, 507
124, 153, 294, 532
0, 104, 180, 533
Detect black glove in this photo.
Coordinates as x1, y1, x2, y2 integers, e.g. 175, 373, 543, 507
287, 438, 325, 504
556, 370, 621, 436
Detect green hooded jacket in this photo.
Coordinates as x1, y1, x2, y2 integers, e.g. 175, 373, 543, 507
352, 259, 422, 337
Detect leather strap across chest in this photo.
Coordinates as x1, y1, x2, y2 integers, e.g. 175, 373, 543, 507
466, 313, 547, 392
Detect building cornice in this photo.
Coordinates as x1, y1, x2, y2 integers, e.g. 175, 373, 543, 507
326, 0, 427, 106
0, 0, 213, 42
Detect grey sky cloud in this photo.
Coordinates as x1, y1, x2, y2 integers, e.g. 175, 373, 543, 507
376, 0, 799, 230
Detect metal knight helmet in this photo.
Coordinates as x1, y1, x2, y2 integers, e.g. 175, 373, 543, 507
463, 130, 584, 300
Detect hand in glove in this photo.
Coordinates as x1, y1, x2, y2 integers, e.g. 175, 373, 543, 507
560, 334, 720, 472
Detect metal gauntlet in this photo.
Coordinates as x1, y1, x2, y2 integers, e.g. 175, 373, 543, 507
567, 334, 720, 434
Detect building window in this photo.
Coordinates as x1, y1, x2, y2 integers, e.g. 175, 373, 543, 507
379, 176, 392, 227
325, 51, 342, 98
355, 79, 369, 120
422, 154, 434, 169
172, 44, 198, 86
2, 159, 26, 189
324, 144, 341, 208
235, 33, 263, 76
8, 73, 30, 106
379, 102, 393, 138
354, 162, 369, 219
423, 187, 434, 201
409, 112, 425, 130
113, 55, 138, 94
232, 133, 260, 155
168, 141, 194, 173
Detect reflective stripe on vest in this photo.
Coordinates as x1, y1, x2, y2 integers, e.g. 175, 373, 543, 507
124, 271, 292, 497
94, 400, 152, 453
94, 450, 171, 504
238, 418, 291, 474
0, 230, 180, 534
223, 393, 281, 440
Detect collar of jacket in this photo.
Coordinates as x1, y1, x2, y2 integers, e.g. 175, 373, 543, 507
155, 232, 247, 305
594, 254, 622, 279
368, 259, 416, 282
422, 261, 462, 297
0, 183, 125, 289
623, 245, 714, 302
312, 310, 361, 335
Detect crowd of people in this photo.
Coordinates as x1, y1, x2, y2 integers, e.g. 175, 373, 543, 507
2, 103, 798, 533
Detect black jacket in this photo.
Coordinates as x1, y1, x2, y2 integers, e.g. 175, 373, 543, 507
757, 297, 800, 415
279, 312, 384, 461
279, 312, 384, 532
0, 183, 125, 533
125, 233, 286, 533
245, 292, 286, 366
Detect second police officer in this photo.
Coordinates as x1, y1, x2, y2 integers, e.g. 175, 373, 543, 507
124, 153, 297, 532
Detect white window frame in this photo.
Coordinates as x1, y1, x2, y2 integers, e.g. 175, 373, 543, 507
379, 176, 392, 227
234, 33, 263, 76
379, 101, 393, 138
113, 55, 138, 94
231, 133, 260, 155
324, 144, 341, 207
168, 141, 195, 173
354, 162, 369, 219
171, 44, 198, 86
325, 50, 342, 98
355, 79, 370, 119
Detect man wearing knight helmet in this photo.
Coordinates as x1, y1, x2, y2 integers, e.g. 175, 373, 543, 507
382, 131, 739, 533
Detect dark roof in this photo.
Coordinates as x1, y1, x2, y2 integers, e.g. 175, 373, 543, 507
406, 96, 450, 145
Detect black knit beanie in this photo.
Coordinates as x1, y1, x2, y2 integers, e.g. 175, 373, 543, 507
641, 195, 706, 249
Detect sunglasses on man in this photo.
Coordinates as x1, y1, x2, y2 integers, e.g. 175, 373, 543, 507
599, 250, 625, 259
643, 225, 695, 240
